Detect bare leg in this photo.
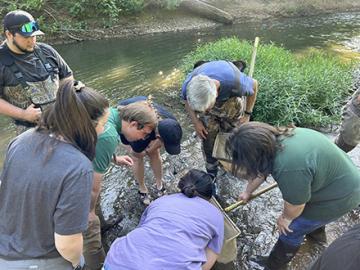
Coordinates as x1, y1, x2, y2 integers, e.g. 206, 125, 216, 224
148, 148, 163, 190
132, 155, 147, 193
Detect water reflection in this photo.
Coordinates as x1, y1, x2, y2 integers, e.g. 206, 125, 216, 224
1, 12, 360, 169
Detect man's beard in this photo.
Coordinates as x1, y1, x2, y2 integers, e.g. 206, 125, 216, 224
12, 38, 34, 53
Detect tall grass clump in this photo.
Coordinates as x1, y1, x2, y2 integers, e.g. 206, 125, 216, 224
180, 37, 356, 128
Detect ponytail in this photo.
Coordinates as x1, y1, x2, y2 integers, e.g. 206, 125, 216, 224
38, 80, 109, 160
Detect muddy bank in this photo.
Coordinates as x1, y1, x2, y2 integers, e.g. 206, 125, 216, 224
42, 0, 360, 44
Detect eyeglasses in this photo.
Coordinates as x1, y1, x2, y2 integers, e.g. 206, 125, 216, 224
18, 21, 40, 34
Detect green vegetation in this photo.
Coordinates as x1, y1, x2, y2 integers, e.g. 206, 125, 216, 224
180, 38, 357, 128
0, 0, 181, 34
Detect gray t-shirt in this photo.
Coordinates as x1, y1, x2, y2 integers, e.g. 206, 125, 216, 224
0, 129, 93, 259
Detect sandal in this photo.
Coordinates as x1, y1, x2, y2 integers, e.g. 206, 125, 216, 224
156, 186, 167, 197
138, 191, 151, 205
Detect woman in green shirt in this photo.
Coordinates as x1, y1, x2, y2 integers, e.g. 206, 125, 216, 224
226, 122, 360, 270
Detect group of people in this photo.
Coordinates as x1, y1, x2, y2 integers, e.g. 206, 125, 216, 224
0, 9, 359, 270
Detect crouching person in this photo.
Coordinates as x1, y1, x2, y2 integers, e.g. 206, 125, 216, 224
0, 80, 109, 270
119, 96, 183, 205
226, 122, 360, 270
84, 100, 158, 270
181, 60, 258, 179
103, 169, 224, 270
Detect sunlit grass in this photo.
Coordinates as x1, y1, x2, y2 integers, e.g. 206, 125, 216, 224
179, 37, 358, 128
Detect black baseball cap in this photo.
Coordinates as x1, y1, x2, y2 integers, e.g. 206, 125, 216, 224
158, 119, 182, 155
3, 10, 44, 37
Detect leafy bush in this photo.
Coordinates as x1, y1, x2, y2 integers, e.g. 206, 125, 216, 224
0, 0, 44, 16
180, 38, 357, 128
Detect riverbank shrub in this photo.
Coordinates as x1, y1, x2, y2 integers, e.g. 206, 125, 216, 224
180, 38, 357, 128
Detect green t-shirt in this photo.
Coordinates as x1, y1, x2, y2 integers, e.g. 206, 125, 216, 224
93, 107, 122, 174
273, 128, 360, 221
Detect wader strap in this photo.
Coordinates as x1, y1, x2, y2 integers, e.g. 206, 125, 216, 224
34, 45, 56, 80
228, 61, 245, 114
227, 61, 241, 96
8, 63, 30, 90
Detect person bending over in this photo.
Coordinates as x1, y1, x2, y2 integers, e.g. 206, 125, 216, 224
104, 169, 224, 270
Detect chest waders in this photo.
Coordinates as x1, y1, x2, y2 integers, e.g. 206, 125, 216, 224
199, 61, 244, 178
0, 45, 59, 127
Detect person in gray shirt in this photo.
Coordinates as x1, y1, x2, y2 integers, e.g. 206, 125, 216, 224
0, 80, 109, 270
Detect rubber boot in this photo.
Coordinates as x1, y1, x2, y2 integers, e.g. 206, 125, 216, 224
265, 239, 300, 270
335, 134, 356, 153
306, 226, 327, 245
84, 248, 106, 270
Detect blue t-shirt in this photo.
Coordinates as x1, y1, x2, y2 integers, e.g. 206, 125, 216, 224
181, 60, 254, 102
105, 193, 224, 270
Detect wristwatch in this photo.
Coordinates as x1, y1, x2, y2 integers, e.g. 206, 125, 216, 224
244, 111, 253, 116
73, 264, 83, 270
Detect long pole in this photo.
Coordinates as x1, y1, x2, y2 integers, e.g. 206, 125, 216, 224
224, 182, 278, 212
248, 37, 260, 78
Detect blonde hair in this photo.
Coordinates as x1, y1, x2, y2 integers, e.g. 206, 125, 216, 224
118, 100, 158, 129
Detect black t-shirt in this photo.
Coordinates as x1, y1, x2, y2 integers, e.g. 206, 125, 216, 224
0, 42, 72, 97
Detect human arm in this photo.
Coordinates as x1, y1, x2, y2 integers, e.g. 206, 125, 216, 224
185, 100, 208, 139
145, 138, 163, 154
239, 175, 266, 202
277, 201, 305, 235
90, 172, 103, 213
0, 98, 41, 122
202, 248, 219, 270
113, 154, 134, 166
54, 233, 83, 267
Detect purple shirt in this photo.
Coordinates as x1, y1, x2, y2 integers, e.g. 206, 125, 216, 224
105, 193, 224, 270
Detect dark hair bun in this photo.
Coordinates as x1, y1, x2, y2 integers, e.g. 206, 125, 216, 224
182, 184, 196, 198
177, 169, 213, 200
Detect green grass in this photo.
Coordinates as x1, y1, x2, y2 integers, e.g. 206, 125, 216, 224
179, 37, 357, 128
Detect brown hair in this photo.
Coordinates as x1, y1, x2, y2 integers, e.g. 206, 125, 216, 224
226, 122, 294, 179
118, 100, 158, 129
37, 80, 109, 160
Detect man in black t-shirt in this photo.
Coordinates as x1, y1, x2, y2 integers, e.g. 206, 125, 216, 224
0, 10, 73, 133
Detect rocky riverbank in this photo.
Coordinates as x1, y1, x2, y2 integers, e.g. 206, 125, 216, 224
42, 0, 360, 44
100, 128, 360, 270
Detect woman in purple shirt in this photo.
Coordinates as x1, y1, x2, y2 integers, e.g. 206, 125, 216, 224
104, 169, 224, 270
